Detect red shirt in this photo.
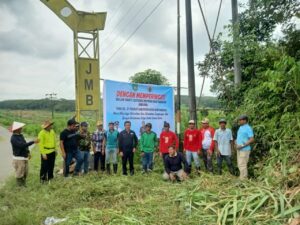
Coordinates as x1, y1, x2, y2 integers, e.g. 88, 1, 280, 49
199, 127, 215, 151
159, 131, 179, 153
183, 129, 201, 152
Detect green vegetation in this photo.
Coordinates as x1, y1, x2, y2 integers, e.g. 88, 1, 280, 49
129, 69, 170, 86
0, 145, 299, 225
0, 99, 75, 112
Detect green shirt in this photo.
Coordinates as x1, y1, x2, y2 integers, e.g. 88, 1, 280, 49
140, 131, 158, 153
105, 130, 119, 149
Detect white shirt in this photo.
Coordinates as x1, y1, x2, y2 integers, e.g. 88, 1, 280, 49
202, 130, 213, 149
213, 128, 233, 155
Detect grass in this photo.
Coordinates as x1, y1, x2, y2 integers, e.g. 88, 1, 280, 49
0, 146, 299, 225
0, 110, 299, 224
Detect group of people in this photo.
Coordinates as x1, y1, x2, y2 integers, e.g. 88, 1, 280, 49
10, 114, 254, 186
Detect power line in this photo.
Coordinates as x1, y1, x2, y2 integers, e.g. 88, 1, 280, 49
100, 0, 152, 54
100, 0, 139, 45
101, 0, 165, 69
197, 0, 223, 108
103, 0, 126, 29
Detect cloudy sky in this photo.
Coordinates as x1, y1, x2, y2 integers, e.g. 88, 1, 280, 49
0, 0, 246, 100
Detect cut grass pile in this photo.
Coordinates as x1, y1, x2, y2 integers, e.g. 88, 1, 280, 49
0, 147, 299, 225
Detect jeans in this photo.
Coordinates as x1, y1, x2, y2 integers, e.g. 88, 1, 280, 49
105, 148, 117, 164
202, 149, 213, 172
94, 151, 105, 171
185, 150, 200, 168
217, 154, 233, 174
81, 151, 90, 174
142, 152, 153, 171
40, 151, 56, 181
122, 151, 134, 175
64, 149, 83, 177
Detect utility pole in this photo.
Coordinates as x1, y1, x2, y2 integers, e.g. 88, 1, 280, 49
176, 0, 181, 136
45, 93, 57, 119
185, 0, 197, 123
231, 0, 242, 84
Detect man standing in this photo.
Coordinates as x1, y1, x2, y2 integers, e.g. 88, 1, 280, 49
78, 122, 91, 174
10, 122, 38, 186
92, 121, 106, 172
103, 122, 119, 174
139, 121, 146, 137
114, 121, 122, 133
140, 123, 158, 173
163, 146, 188, 182
159, 122, 179, 163
60, 119, 83, 177
118, 121, 138, 176
38, 120, 57, 183
236, 115, 254, 179
183, 120, 201, 174
199, 118, 215, 173
213, 119, 234, 175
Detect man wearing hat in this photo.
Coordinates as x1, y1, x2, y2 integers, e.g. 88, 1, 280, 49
213, 119, 234, 175
236, 115, 254, 179
10, 121, 39, 186
183, 120, 201, 174
103, 122, 119, 174
140, 123, 158, 173
199, 118, 215, 173
77, 122, 92, 174
114, 121, 122, 133
38, 120, 57, 182
159, 122, 179, 164
60, 119, 83, 177
92, 121, 106, 172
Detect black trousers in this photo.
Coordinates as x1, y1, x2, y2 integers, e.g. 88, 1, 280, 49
94, 151, 105, 171
40, 151, 56, 181
122, 151, 134, 175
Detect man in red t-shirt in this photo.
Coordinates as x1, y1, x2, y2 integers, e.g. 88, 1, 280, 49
159, 122, 179, 165
199, 118, 215, 172
183, 120, 201, 173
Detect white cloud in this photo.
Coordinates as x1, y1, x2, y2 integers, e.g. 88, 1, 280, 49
0, 0, 241, 101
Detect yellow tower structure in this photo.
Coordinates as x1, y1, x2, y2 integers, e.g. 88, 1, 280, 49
41, 0, 107, 120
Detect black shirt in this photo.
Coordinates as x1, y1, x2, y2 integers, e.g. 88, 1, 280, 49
60, 129, 78, 153
118, 129, 138, 152
10, 133, 34, 158
164, 152, 188, 174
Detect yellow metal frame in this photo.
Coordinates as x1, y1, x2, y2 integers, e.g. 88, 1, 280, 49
41, 0, 106, 121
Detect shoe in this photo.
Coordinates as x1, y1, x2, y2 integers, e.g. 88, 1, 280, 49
106, 164, 111, 174
130, 171, 134, 176
113, 164, 118, 174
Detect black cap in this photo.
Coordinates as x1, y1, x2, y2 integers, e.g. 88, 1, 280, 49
67, 119, 77, 126
146, 123, 152, 128
239, 115, 248, 121
81, 121, 88, 127
109, 121, 114, 125
164, 122, 170, 127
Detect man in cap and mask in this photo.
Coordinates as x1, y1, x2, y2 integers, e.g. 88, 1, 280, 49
236, 115, 254, 179
38, 120, 57, 183
10, 122, 39, 186
140, 123, 158, 173
92, 121, 106, 172
213, 119, 234, 175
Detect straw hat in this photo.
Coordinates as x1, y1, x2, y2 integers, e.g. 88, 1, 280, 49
188, 120, 195, 124
96, 120, 103, 126
11, 121, 26, 132
201, 118, 210, 124
41, 120, 54, 129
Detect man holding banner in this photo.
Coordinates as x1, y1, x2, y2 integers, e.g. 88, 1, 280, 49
118, 121, 138, 176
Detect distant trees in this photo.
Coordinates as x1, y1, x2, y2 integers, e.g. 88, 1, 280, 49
0, 99, 75, 112
129, 69, 170, 85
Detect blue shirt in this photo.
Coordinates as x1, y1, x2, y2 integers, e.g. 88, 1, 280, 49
237, 124, 254, 151
213, 128, 233, 156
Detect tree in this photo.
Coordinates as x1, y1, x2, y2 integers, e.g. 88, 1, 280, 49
129, 69, 170, 85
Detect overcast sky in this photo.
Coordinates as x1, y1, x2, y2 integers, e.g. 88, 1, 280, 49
0, 0, 246, 100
